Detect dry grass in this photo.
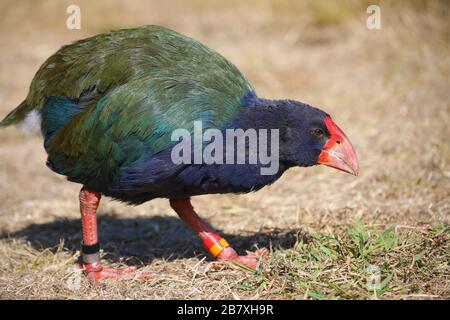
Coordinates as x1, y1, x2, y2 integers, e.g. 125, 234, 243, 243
0, 0, 449, 299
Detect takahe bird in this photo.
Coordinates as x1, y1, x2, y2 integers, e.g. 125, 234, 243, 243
0, 25, 358, 284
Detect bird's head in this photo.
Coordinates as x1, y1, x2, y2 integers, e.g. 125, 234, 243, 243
277, 100, 359, 175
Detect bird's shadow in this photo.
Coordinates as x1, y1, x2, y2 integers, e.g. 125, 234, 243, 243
0, 213, 307, 266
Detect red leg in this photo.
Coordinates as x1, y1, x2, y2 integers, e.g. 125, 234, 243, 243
169, 198, 268, 270
78, 187, 154, 285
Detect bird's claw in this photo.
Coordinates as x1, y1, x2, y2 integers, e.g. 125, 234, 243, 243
75, 263, 155, 287
216, 247, 269, 271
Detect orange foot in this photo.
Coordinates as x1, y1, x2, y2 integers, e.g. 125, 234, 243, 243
216, 247, 269, 270
75, 262, 155, 287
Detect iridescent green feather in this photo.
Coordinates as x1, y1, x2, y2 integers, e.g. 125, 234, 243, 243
1, 25, 254, 188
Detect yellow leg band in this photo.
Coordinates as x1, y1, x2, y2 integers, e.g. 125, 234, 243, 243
208, 238, 230, 257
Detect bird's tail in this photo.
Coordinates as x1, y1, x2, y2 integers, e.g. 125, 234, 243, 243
0, 100, 41, 136
0, 100, 31, 128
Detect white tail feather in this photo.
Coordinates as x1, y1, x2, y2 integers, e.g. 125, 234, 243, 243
18, 110, 42, 136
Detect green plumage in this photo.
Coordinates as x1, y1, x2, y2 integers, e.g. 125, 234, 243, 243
1, 25, 254, 190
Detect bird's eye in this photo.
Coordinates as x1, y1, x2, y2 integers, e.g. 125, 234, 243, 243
313, 128, 324, 138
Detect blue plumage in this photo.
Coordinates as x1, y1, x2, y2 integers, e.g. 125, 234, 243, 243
105, 96, 326, 204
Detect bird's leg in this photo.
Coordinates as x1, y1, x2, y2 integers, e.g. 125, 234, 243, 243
78, 187, 154, 285
170, 198, 268, 270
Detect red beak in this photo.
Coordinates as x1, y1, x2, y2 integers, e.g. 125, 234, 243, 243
317, 116, 359, 176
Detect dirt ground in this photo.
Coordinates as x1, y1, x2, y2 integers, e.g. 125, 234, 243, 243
0, 0, 448, 299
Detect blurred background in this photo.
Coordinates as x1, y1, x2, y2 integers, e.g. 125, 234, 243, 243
0, 0, 448, 299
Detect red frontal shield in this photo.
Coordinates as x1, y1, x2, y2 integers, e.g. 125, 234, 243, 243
317, 116, 359, 175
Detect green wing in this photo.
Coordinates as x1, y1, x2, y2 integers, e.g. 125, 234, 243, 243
25, 25, 253, 187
